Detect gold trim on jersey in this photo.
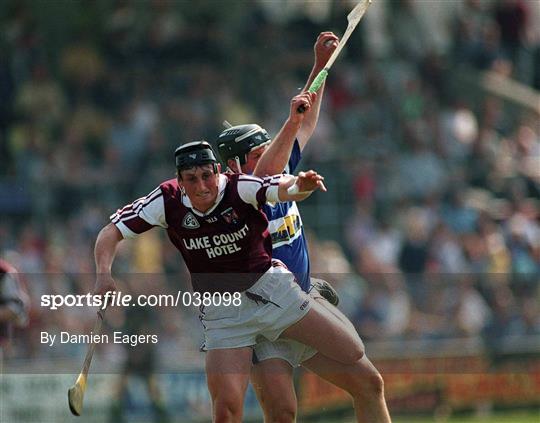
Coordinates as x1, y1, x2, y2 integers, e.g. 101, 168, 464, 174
267, 202, 303, 248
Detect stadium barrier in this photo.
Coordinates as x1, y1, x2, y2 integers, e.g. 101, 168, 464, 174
298, 337, 540, 417
2, 337, 539, 421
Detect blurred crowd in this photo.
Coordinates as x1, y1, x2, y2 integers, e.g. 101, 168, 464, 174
1, 0, 539, 363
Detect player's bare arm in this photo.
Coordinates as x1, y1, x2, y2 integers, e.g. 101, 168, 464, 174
297, 31, 339, 147
93, 223, 124, 295
253, 32, 339, 178
277, 170, 327, 202
253, 92, 315, 177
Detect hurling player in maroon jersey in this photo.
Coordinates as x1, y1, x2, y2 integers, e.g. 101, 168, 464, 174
93, 142, 380, 422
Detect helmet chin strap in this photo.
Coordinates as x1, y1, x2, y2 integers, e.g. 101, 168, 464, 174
234, 156, 243, 174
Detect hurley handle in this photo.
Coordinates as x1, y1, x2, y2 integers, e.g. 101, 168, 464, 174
297, 69, 329, 113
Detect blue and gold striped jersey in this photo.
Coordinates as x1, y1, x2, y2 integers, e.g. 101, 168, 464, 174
262, 140, 311, 292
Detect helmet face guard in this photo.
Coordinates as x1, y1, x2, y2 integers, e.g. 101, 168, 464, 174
175, 141, 218, 173
216, 124, 271, 166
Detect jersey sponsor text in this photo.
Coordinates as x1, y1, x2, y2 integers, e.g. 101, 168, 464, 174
182, 224, 249, 258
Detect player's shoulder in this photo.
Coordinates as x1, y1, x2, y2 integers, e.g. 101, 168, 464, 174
159, 178, 179, 190
159, 178, 181, 196
155, 178, 185, 210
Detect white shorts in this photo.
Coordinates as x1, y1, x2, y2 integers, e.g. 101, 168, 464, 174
199, 262, 311, 350
252, 284, 323, 367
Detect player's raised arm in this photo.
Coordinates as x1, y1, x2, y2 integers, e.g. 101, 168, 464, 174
297, 31, 339, 147
253, 32, 339, 178
253, 92, 315, 177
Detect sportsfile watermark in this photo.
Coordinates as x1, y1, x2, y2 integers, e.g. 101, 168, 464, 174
3, 272, 538, 377
41, 291, 242, 310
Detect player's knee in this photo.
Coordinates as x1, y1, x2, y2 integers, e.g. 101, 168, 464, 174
365, 371, 385, 397
214, 406, 242, 423
267, 402, 297, 423
349, 368, 385, 399
259, 392, 296, 423
213, 397, 243, 422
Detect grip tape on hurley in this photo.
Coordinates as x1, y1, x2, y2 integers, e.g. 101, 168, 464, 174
297, 69, 329, 113
307, 69, 329, 93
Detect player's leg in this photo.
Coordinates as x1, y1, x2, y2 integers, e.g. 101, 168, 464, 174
145, 374, 169, 422
302, 353, 391, 423
109, 372, 128, 423
322, 302, 357, 333
206, 347, 253, 423
251, 358, 296, 423
249, 286, 334, 423
280, 299, 365, 364
252, 298, 358, 423
309, 278, 351, 331
310, 288, 390, 421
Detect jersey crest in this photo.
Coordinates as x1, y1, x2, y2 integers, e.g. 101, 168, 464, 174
182, 212, 200, 229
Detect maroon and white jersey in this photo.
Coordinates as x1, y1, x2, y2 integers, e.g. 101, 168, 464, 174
111, 173, 282, 293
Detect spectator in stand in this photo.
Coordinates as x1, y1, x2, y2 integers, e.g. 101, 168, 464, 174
398, 208, 430, 299
454, 276, 492, 337
0, 0, 537, 362
494, 0, 529, 66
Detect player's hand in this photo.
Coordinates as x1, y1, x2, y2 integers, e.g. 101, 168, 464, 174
297, 170, 327, 193
94, 273, 117, 296
314, 32, 339, 68
290, 92, 317, 123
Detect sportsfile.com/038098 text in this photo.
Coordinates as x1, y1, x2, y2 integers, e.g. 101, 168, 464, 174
40, 291, 242, 310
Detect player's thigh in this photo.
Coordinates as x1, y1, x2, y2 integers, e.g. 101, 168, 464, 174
251, 358, 296, 409
302, 352, 383, 396
315, 297, 357, 333
206, 347, 253, 402
280, 300, 364, 364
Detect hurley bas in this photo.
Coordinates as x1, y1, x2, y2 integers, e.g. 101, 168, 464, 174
41, 331, 158, 347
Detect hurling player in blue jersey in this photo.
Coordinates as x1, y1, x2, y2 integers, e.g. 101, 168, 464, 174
216, 32, 391, 423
